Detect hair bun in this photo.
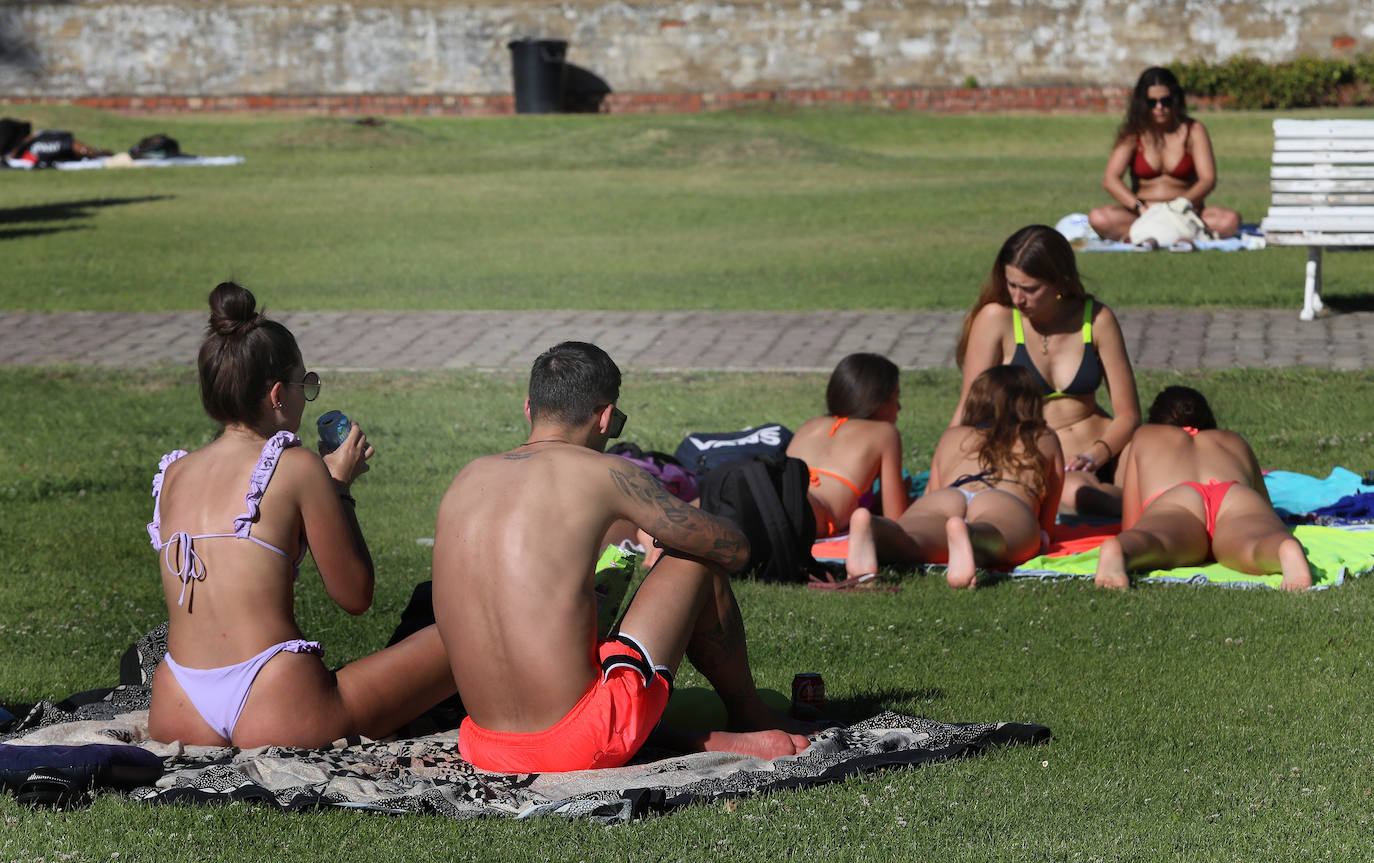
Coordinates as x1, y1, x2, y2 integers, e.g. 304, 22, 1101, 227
207, 281, 265, 337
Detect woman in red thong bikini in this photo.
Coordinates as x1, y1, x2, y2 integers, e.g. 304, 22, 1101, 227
784, 354, 908, 573
1088, 66, 1241, 241
1094, 386, 1311, 592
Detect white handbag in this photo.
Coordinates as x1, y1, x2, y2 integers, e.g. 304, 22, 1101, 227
1129, 197, 1213, 246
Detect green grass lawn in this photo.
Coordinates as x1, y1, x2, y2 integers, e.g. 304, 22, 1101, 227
2, 366, 1373, 860
4, 104, 1374, 312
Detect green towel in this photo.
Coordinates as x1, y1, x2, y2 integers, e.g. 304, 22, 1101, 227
1012, 526, 1374, 590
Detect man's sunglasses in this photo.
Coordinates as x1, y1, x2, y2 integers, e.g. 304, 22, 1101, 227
284, 371, 322, 401
607, 406, 627, 439
1147, 96, 1174, 109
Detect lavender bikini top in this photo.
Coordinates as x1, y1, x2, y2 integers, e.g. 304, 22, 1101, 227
148, 430, 308, 606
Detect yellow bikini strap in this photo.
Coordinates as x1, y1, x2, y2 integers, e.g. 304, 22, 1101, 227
1081, 298, 1094, 344
1012, 308, 1026, 344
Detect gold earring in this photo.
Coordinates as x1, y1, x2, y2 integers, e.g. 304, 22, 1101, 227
1056, 292, 1064, 300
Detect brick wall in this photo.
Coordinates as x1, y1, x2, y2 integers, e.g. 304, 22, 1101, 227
0, 0, 1366, 100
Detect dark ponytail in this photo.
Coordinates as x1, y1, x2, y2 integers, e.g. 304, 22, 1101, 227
197, 282, 301, 426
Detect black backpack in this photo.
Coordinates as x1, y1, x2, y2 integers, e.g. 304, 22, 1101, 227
697, 453, 818, 583
0, 118, 32, 157
129, 133, 180, 159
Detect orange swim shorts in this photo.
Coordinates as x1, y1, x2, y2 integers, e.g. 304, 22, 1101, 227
458, 633, 672, 774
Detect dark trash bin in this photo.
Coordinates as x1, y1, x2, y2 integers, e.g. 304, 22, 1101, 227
508, 38, 568, 114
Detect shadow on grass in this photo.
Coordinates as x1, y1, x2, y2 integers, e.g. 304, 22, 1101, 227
0, 196, 173, 236
828, 686, 946, 721
0, 225, 88, 241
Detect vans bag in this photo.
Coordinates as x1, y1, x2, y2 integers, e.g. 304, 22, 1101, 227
673, 424, 792, 476
697, 453, 817, 583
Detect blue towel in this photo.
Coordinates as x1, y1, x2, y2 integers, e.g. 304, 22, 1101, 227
1312, 491, 1374, 521
1265, 467, 1371, 518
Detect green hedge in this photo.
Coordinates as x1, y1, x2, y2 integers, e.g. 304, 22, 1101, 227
1170, 54, 1374, 109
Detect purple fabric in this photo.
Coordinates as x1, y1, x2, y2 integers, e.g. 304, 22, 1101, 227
614, 454, 699, 502
163, 639, 324, 740
233, 430, 300, 537
146, 449, 188, 548
148, 432, 307, 607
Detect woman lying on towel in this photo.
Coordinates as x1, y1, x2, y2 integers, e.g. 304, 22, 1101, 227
845, 365, 1064, 589
785, 352, 909, 539
954, 225, 1139, 516
1094, 386, 1311, 591
147, 282, 454, 748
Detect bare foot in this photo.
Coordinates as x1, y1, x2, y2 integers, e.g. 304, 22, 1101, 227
845, 508, 878, 580
728, 699, 837, 736
1094, 536, 1130, 591
1278, 537, 1312, 592
700, 729, 811, 760
945, 517, 977, 589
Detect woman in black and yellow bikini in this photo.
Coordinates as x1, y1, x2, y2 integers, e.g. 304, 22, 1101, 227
1088, 66, 1241, 241
785, 352, 909, 542
953, 225, 1140, 515
845, 365, 1063, 589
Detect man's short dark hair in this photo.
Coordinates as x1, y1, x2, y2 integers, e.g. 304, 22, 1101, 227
528, 341, 622, 425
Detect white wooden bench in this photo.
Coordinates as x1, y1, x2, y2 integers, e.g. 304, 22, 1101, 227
1259, 119, 1374, 320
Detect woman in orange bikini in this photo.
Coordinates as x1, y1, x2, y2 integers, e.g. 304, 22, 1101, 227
784, 353, 908, 546
846, 365, 1063, 589
955, 225, 1139, 515
1094, 386, 1310, 592
1089, 66, 1241, 241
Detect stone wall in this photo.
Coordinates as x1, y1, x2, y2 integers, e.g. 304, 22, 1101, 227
1, 0, 1370, 99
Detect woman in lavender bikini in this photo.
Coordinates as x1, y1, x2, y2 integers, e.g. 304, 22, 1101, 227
147, 282, 453, 748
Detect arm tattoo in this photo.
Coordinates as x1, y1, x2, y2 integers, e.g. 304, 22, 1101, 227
609, 463, 746, 567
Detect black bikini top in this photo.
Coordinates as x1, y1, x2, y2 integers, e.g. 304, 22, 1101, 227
1009, 299, 1103, 399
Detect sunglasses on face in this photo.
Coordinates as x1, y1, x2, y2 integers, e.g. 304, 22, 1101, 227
607, 406, 627, 439
285, 371, 322, 401
1147, 96, 1174, 109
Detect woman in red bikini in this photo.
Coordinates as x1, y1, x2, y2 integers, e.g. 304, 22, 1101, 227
956, 225, 1140, 515
1088, 66, 1241, 241
785, 353, 909, 541
148, 282, 455, 748
1094, 386, 1311, 592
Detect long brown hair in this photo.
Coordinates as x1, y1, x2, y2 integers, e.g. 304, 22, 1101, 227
955, 225, 1087, 366
1115, 66, 1191, 145
960, 365, 1050, 498
197, 282, 302, 426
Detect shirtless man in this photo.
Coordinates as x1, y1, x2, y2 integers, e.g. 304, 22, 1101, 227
432, 341, 812, 773
1094, 386, 1311, 592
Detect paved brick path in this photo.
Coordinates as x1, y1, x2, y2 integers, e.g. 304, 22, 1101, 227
1, 309, 1371, 371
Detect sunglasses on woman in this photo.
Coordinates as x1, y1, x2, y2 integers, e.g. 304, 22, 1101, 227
284, 371, 322, 401
1147, 96, 1174, 109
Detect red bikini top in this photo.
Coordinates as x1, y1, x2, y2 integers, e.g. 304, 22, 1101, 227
1132, 121, 1196, 183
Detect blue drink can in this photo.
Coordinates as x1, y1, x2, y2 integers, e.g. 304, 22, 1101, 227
317, 410, 351, 454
